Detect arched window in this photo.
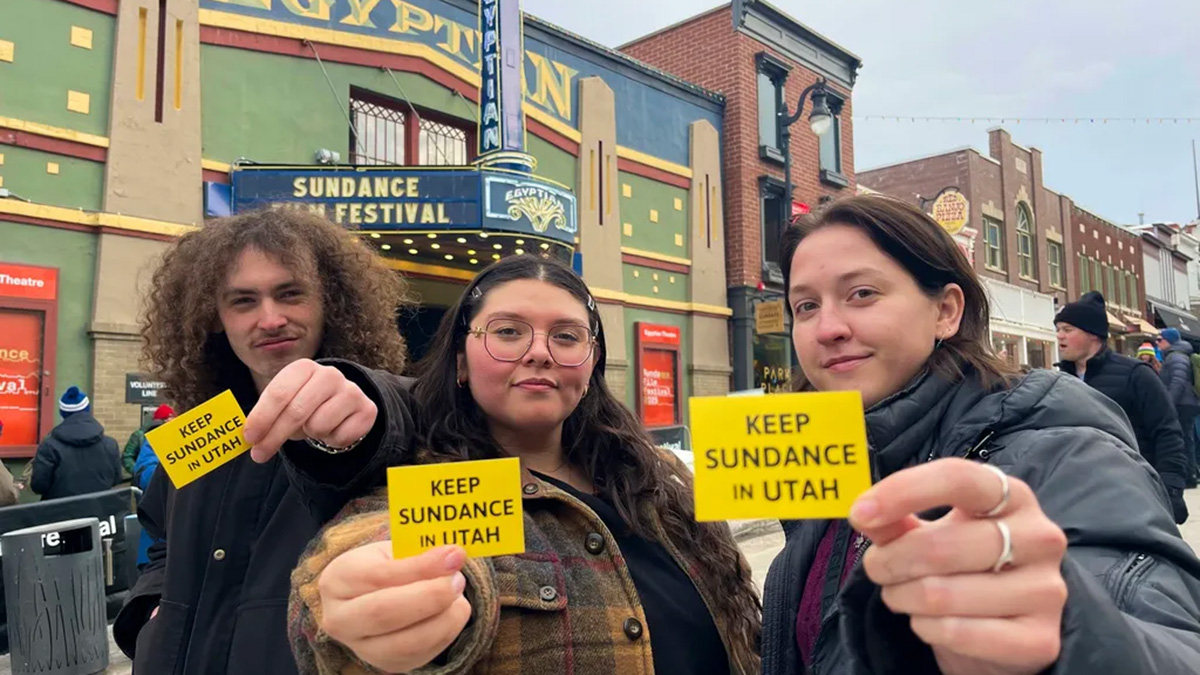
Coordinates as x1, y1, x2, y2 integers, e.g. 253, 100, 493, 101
1016, 204, 1037, 279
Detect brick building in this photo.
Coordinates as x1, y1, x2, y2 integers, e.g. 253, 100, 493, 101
622, 0, 861, 391
1132, 223, 1199, 340
860, 128, 1152, 366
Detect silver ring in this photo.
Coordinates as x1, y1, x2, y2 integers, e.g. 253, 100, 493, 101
992, 519, 1015, 572
980, 464, 1010, 517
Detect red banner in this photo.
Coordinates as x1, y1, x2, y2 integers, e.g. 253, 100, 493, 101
0, 263, 58, 301
0, 309, 45, 447
641, 348, 677, 427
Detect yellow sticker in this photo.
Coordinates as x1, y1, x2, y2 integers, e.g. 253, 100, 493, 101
690, 391, 872, 521
388, 458, 525, 559
145, 390, 248, 488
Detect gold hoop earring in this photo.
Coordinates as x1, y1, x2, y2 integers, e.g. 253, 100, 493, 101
457, 378, 467, 388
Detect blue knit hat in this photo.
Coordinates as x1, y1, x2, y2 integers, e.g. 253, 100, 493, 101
59, 386, 90, 418
1160, 328, 1182, 345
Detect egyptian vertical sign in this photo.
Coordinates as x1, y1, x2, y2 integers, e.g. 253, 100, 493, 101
477, 0, 532, 171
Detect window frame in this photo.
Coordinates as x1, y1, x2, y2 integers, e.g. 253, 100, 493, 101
349, 87, 475, 167
1047, 240, 1064, 289
759, 176, 788, 286
818, 91, 849, 187
1016, 203, 1037, 280
983, 217, 1006, 272
1079, 253, 1089, 292
755, 53, 790, 164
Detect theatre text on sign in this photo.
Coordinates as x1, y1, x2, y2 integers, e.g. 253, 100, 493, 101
146, 390, 249, 488
389, 457, 525, 558
690, 391, 872, 521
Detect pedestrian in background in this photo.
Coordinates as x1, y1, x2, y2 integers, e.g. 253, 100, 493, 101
1138, 341, 1162, 373
1056, 292, 1189, 522
30, 386, 122, 500
762, 195, 1200, 675
1157, 327, 1200, 487
121, 404, 174, 476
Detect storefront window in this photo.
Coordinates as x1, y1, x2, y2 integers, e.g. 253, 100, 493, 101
754, 334, 792, 393
1026, 340, 1049, 369
992, 333, 1020, 369
0, 308, 45, 448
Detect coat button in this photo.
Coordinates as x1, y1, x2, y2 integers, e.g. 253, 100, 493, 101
585, 532, 605, 554
523, 483, 539, 495
213, 549, 226, 561
539, 585, 558, 602
623, 617, 643, 640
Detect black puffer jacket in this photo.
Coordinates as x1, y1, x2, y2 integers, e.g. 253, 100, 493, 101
30, 412, 122, 500
1161, 340, 1200, 408
762, 368, 1200, 675
1059, 348, 1188, 490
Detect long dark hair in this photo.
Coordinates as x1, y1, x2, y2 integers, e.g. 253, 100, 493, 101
781, 194, 1012, 390
413, 255, 760, 670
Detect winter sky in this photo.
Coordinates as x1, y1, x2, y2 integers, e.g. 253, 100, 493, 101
520, 0, 1200, 226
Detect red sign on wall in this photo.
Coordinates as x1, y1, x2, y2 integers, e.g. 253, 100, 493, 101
0, 309, 45, 447
0, 263, 58, 302
636, 323, 681, 428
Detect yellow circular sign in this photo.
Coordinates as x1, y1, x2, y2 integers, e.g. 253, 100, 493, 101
931, 191, 969, 234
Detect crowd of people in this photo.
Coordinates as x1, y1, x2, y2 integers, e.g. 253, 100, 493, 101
5, 195, 1200, 674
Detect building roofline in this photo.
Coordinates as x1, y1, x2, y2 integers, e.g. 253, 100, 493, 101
617, 3, 729, 50
751, 0, 862, 65
857, 146, 981, 174
521, 13, 726, 108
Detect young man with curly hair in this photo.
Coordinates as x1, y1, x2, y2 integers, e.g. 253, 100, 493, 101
113, 209, 415, 675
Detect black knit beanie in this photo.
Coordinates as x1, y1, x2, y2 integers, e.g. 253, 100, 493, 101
1054, 291, 1108, 340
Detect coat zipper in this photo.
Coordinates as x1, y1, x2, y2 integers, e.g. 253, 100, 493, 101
1110, 552, 1155, 608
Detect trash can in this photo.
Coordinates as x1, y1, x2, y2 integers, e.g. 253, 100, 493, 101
1, 518, 108, 675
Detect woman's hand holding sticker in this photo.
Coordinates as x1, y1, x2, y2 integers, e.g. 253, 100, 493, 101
318, 543, 472, 673
850, 458, 1069, 675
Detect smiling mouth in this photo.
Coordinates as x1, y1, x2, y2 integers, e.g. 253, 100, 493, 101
515, 379, 558, 390
823, 355, 870, 372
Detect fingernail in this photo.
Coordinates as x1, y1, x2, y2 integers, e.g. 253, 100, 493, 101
850, 498, 878, 526
443, 546, 466, 572
451, 571, 466, 594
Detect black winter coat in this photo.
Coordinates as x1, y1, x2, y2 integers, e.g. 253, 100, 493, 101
31, 412, 122, 500
111, 359, 414, 675
1059, 349, 1189, 490
762, 368, 1200, 675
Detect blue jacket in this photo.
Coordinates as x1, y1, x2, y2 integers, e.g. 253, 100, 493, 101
133, 438, 161, 568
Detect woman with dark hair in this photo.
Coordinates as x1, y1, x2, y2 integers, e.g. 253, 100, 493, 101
289, 255, 761, 675
762, 195, 1200, 674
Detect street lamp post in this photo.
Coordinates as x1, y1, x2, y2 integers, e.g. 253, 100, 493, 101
779, 79, 833, 229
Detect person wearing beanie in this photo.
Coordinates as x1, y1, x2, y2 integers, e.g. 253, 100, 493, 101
121, 404, 177, 477
1056, 293, 1191, 523
1156, 328, 1200, 487
32, 386, 122, 501
1138, 342, 1162, 373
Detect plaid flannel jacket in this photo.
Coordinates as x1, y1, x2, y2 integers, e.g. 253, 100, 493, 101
289, 467, 761, 675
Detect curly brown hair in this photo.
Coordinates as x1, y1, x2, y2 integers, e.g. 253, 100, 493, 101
142, 208, 410, 410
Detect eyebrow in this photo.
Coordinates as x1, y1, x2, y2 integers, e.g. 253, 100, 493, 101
222, 281, 303, 301
789, 268, 882, 297
484, 310, 588, 326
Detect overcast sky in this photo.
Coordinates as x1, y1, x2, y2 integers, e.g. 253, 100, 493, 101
521, 0, 1200, 225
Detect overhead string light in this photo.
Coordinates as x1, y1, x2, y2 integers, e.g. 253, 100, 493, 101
856, 116, 1200, 124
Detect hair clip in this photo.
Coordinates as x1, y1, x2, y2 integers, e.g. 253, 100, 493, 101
469, 286, 483, 301
586, 294, 595, 311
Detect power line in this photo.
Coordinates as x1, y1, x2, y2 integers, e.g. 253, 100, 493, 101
856, 115, 1200, 124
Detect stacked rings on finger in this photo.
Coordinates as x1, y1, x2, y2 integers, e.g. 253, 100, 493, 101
979, 464, 1015, 573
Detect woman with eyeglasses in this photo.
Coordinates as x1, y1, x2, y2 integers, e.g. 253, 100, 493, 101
288, 255, 761, 675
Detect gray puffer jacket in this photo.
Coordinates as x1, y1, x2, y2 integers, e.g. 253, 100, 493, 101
762, 367, 1200, 675
1160, 340, 1200, 408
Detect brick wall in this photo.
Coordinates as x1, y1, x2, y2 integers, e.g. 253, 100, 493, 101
1072, 207, 1145, 314
690, 365, 733, 397
624, 7, 856, 290
90, 334, 144, 449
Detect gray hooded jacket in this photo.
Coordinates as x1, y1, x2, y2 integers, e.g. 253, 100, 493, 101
762, 368, 1200, 675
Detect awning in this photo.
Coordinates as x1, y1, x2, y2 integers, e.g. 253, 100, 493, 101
1150, 301, 1200, 340
1106, 311, 1125, 331
1124, 315, 1158, 335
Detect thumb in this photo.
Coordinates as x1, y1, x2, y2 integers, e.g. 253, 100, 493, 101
323, 543, 467, 600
